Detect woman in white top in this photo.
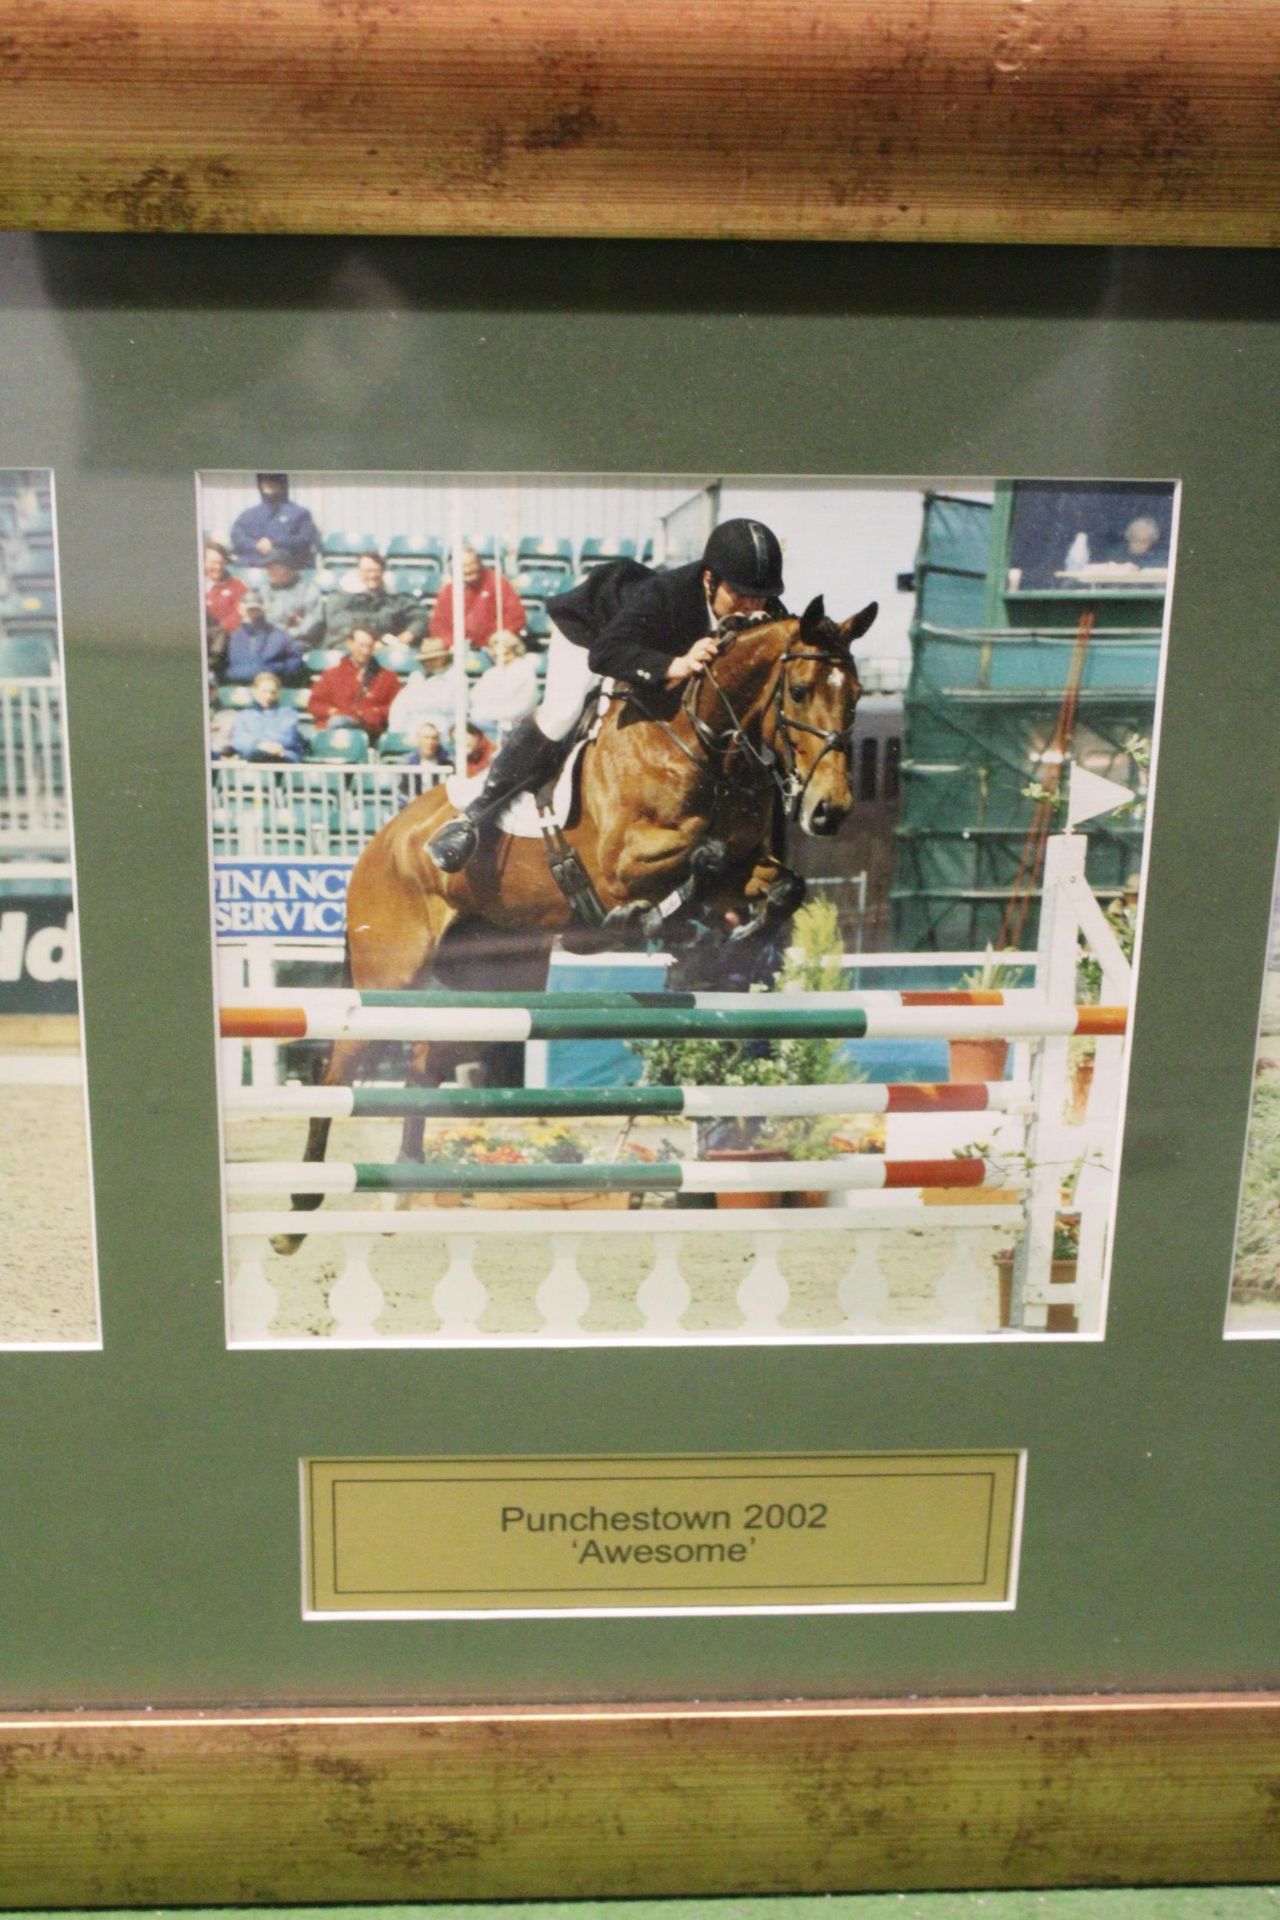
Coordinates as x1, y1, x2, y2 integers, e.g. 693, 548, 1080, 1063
468, 631, 539, 735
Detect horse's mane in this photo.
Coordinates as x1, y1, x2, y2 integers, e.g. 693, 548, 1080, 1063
716, 607, 846, 659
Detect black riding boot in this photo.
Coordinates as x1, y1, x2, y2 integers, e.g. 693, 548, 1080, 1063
428, 718, 565, 872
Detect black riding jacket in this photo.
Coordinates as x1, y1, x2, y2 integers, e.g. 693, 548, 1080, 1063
547, 559, 716, 689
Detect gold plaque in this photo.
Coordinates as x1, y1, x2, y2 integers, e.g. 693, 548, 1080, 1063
303, 1453, 1023, 1617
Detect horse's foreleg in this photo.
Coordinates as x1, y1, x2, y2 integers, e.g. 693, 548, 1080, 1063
597, 821, 721, 938
725, 855, 807, 943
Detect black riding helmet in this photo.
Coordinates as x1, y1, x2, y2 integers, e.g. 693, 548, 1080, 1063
702, 518, 785, 597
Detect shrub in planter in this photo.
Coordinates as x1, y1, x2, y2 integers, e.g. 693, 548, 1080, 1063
635, 900, 863, 1182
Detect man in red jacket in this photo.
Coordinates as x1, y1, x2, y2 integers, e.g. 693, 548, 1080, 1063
429, 547, 527, 651
307, 626, 401, 739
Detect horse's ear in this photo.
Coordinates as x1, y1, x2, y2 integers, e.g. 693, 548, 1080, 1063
800, 594, 826, 634
840, 600, 879, 645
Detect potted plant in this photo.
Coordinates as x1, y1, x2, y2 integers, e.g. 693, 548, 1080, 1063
1071, 879, 1140, 1121
950, 945, 1026, 1085
994, 1212, 1080, 1334
634, 900, 862, 1210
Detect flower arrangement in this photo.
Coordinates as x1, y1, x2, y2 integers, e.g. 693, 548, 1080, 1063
424, 1121, 664, 1169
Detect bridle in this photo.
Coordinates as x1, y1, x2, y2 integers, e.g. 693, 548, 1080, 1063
682, 620, 861, 822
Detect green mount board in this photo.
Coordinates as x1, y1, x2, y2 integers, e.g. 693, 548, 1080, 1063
0, 239, 1276, 1719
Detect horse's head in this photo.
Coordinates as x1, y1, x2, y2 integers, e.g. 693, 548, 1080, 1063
770, 594, 877, 835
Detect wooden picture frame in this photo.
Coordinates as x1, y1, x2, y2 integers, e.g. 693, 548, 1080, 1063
0, 5, 1278, 1905
0, 0, 1277, 244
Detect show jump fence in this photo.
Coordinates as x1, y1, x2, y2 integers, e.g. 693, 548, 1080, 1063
221, 834, 1133, 1345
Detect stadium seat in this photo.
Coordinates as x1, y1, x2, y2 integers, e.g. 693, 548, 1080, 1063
305, 647, 341, 675
514, 566, 566, 601
311, 725, 369, 764
377, 638, 418, 675
321, 530, 378, 564
392, 564, 442, 598
17, 505, 53, 542
517, 536, 573, 578
276, 687, 310, 708
216, 685, 256, 710
523, 603, 552, 643
640, 538, 656, 565
0, 632, 56, 675
388, 534, 445, 566
0, 589, 57, 627
462, 534, 496, 565
579, 536, 636, 571
376, 730, 415, 762
9, 554, 54, 593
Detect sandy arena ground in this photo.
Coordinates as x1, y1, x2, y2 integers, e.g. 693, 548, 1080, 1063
0, 1034, 97, 1344
225, 1111, 1007, 1342
1226, 964, 1280, 1334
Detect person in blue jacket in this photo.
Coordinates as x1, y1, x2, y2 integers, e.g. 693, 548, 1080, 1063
229, 474, 319, 568
228, 672, 305, 763
222, 593, 307, 685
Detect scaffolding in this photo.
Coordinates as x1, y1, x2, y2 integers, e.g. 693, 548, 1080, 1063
890, 485, 1169, 950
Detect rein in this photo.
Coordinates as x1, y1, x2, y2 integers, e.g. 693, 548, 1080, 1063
611, 618, 858, 821
696, 629, 859, 821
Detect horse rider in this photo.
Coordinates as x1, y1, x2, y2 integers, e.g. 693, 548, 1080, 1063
427, 517, 787, 872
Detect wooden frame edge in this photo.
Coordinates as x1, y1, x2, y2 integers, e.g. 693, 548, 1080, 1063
2, 1691, 1278, 1904
0, 1, 1278, 243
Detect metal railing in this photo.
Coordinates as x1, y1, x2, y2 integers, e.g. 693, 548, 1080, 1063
0, 678, 67, 853
210, 761, 447, 858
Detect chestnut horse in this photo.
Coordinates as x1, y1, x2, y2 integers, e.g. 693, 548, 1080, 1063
273, 595, 876, 1248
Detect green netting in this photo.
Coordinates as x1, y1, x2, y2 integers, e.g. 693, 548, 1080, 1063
892, 490, 1163, 950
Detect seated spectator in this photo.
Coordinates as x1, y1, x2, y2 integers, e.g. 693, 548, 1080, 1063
230, 473, 319, 567
1108, 513, 1170, 569
222, 593, 307, 685
229, 671, 304, 763
208, 675, 237, 759
326, 550, 427, 649
206, 610, 229, 679
388, 635, 468, 735
260, 546, 325, 647
308, 625, 401, 739
408, 721, 453, 770
469, 630, 539, 734
204, 540, 245, 638
465, 722, 495, 777
430, 547, 527, 651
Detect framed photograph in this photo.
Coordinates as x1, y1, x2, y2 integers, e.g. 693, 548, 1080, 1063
1, 1, 1278, 1903
0, 468, 100, 1349
1226, 827, 1280, 1336
202, 468, 1172, 1354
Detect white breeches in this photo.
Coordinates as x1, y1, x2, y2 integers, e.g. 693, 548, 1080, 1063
534, 622, 601, 742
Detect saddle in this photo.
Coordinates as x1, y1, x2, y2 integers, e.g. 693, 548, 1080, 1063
441, 690, 611, 924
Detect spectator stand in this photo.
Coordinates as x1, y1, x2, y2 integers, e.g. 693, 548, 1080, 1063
0, 474, 63, 856
203, 477, 700, 874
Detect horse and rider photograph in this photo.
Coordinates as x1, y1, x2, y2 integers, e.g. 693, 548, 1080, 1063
201, 471, 1176, 1350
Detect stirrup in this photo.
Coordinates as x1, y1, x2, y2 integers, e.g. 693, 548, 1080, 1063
428, 814, 480, 872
